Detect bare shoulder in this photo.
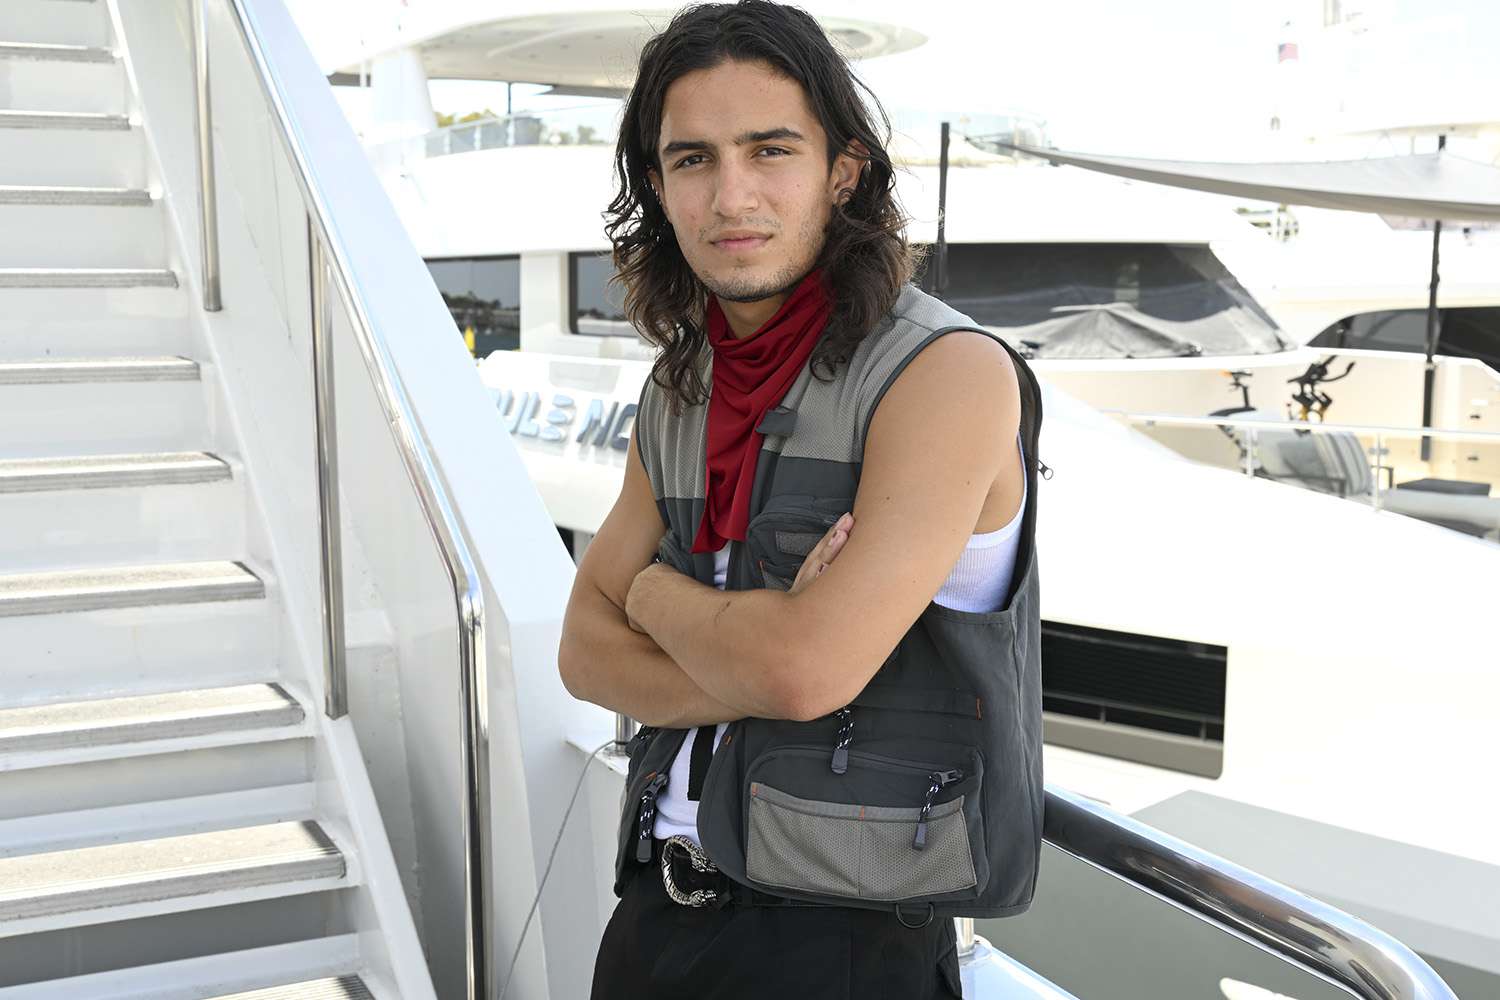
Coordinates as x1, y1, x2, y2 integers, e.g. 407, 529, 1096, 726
871, 329, 1020, 442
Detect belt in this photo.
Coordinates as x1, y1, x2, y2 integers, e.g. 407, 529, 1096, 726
650, 836, 828, 910
656, 835, 726, 908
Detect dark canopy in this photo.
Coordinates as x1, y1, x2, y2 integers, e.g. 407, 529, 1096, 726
998, 144, 1500, 223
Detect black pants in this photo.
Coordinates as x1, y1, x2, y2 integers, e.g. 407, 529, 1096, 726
591, 854, 963, 1000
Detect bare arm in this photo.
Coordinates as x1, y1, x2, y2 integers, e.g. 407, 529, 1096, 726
629, 331, 1020, 722
557, 421, 752, 729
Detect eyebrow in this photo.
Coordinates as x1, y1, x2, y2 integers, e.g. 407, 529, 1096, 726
660, 126, 807, 158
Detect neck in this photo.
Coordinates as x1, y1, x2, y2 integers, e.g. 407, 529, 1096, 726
716, 292, 791, 340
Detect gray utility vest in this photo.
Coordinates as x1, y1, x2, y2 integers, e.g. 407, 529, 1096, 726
615, 284, 1044, 920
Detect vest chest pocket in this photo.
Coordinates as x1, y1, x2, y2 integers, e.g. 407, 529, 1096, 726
745, 497, 851, 590
742, 744, 987, 904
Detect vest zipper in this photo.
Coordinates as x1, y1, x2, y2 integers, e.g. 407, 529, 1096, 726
635, 771, 669, 863
829, 706, 854, 774
913, 769, 964, 851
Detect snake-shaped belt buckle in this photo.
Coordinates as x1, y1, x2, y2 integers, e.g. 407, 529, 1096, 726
659, 834, 721, 907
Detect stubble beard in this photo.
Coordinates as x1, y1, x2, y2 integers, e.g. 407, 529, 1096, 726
694, 211, 827, 304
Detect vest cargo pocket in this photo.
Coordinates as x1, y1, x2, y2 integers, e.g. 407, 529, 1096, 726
742, 745, 985, 904
745, 498, 848, 590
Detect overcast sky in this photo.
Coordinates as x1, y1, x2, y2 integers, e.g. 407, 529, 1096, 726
300, 0, 1497, 160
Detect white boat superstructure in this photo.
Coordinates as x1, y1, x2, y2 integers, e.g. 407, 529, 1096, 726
333, 33, 1500, 550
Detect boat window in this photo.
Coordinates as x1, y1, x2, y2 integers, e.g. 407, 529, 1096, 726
1311, 307, 1500, 370
913, 243, 1289, 358
570, 252, 638, 338
425, 255, 521, 357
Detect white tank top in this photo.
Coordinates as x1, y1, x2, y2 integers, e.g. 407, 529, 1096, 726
653, 434, 1028, 845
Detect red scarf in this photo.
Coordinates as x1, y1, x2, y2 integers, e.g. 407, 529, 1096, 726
691, 268, 833, 554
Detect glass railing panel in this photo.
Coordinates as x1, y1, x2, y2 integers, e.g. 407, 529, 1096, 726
387, 104, 620, 165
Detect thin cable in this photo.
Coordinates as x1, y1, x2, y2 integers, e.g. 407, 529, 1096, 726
498, 739, 618, 1000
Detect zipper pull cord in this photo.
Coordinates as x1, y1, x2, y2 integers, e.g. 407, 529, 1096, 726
913, 769, 963, 851
635, 772, 669, 863
830, 707, 854, 774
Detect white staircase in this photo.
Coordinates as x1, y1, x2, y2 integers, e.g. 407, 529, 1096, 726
0, 3, 434, 997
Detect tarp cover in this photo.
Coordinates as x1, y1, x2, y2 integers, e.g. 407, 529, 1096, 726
930, 243, 1293, 358
997, 145, 1500, 223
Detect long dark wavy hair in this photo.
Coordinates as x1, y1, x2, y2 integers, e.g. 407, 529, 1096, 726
604, 0, 918, 415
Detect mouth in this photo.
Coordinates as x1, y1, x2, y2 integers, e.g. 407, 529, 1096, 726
711, 233, 770, 253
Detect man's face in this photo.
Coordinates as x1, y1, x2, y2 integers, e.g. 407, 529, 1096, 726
649, 58, 859, 304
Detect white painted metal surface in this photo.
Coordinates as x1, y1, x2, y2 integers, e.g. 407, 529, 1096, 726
0, 0, 437, 992
0, 356, 194, 382
0, 451, 230, 492
208, 978, 373, 1000
0, 683, 304, 756
0, 127, 145, 186
0, 2, 110, 48
0, 820, 345, 925
0, 267, 175, 287
0, 107, 127, 129
0, 933, 365, 1000
0, 560, 265, 617
0, 185, 151, 205
0, 44, 124, 113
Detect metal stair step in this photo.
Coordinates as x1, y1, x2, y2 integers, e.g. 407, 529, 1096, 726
207, 977, 374, 1000
0, 451, 229, 493
0, 820, 345, 923
0, 683, 303, 756
0, 933, 364, 1000
0, 356, 196, 384
0, 560, 264, 618
0, 127, 144, 187
0, 42, 114, 64
0, 2, 109, 49
0, 110, 129, 131
0, 268, 176, 288
0, 185, 149, 206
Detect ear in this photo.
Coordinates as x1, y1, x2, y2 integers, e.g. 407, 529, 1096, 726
646, 167, 664, 210
829, 139, 869, 203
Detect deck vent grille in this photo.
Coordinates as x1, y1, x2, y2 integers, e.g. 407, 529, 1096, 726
1041, 620, 1227, 776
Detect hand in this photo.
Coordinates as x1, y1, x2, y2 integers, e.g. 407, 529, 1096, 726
787, 512, 853, 597
625, 560, 663, 633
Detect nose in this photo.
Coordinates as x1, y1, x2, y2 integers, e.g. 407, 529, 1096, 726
710, 156, 759, 219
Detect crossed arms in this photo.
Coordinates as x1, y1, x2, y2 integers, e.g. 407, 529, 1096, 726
557, 331, 1020, 727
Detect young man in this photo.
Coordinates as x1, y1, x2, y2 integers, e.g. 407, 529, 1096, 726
558, 3, 1045, 997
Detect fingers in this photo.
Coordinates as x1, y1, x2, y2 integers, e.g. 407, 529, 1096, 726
789, 512, 854, 595
819, 512, 854, 565
817, 530, 846, 573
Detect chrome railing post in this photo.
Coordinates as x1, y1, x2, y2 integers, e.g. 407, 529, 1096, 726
614, 712, 638, 747
955, 917, 976, 959
308, 216, 349, 719
192, 0, 222, 311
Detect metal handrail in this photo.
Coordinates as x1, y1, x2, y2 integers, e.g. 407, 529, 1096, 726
195, 2, 494, 997
190, 0, 220, 312
1104, 408, 1500, 445
1044, 785, 1457, 1000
